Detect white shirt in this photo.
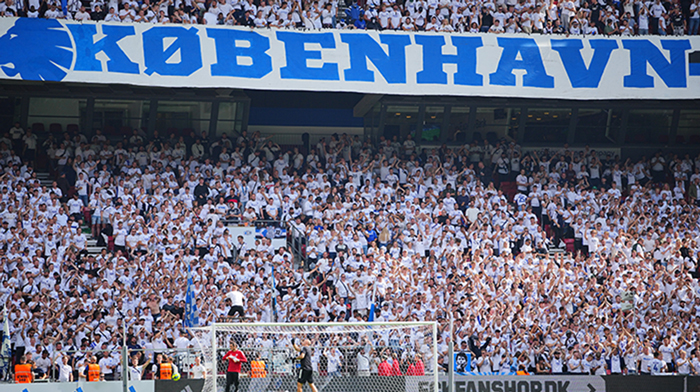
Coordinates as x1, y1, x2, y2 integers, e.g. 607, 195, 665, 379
658, 344, 674, 363
129, 365, 142, 381
326, 349, 343, 373
677, 357, 690, 374
58, 363, 73, 382
551, 357, 564, 373
649, 358, 665, 375
114, 227, 127, 246
190, 364, 207, 378
35, 356, 51, 372
609, 355, 622, 373
99, 357, 114, 374
639, 353, 653, 373
357, 352, 370, 371
226, 290, 245, 306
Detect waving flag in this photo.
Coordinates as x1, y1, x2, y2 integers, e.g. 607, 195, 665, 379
368, 283, 377, 322
1, 308, 10, 381
184, 263, 199, 328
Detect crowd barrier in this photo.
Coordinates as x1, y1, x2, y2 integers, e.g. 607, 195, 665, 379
0, 348, 201, 384
154, 379, 205, 392
2, 379, 204, 392
4, 375, 700, 392
2, 380, 154, 392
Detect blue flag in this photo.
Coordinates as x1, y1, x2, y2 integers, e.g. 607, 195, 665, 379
184, 264, 199, 328
454, 352, 472, 375
61, 0, 68, 16
1, 309, 10, 381
368, 284, 376, 322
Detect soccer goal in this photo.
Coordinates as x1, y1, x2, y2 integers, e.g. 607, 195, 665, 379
190, 321, 439, 392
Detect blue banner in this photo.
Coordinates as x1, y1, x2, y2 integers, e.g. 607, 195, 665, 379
184, 263, 198, 328
0, 18, 699, 100
453, 352, 516, 376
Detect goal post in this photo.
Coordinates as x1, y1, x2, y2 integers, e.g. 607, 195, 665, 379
190, 321, 439, 392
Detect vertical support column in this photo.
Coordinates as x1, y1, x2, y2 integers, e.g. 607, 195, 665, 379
240, 99, 251, 134
669, 109, 680, 146
84, 97, 95, 138
416, 105, 426, 149
209, 100, 220, 138
517, 107, 527, 144
19, 96, 30, 131
363, 111, 374, 143
211, 324, 218, 392
433, 322, 438, 392
377, 104, 387, 145
618, 109, 629, 147
122, 318, 128, 392
440, 106, 452, 143
148, 99, 158, 138
466, 105, 477, 143
448, 315, 454, 392
567, 108, 578, 145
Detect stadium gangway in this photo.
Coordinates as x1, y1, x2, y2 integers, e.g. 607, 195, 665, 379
286, 222, 307, 269
218, 218, 307, 268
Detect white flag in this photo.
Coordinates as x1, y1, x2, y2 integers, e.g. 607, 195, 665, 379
1, 309, 10, 380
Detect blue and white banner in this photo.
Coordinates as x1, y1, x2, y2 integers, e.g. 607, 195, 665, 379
184, 263, 199, 328
1, 309, 10, 380
0, 18, 699, 100
454, 352, 516, 376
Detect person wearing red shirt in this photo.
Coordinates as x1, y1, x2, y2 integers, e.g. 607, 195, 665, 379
378, 357, 392, 376
414, 355, 425, 376
391, 354, 402, 376
406, 362, 417, 376
223, 340, 247, 392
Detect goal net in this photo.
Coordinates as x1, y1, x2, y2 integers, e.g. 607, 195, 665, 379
190, 322, 438, 392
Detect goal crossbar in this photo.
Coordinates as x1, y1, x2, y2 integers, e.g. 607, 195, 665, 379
207, 321, 439, 327
204, 321, 438, 332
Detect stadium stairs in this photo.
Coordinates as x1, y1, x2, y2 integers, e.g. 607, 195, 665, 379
36, 172, 104, 255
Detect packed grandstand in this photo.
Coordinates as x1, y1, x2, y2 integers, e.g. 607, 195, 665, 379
0, 0, 698, 36
0, 124, 700, 381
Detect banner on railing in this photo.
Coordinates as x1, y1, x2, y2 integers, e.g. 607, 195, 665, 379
154, 379, 204, 392
2, 380, 154, 392
224, 225, 286, 251
425, 375, 607, 392
452, 375, 606, 392
0, 18, 699, 100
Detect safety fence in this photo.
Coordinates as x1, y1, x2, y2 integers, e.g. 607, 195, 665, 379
0, 348, 202, 384
1, 379, 205, 392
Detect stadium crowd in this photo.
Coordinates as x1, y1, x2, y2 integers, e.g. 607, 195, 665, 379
1, 122, 700, 382
0, 0, 698, 36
